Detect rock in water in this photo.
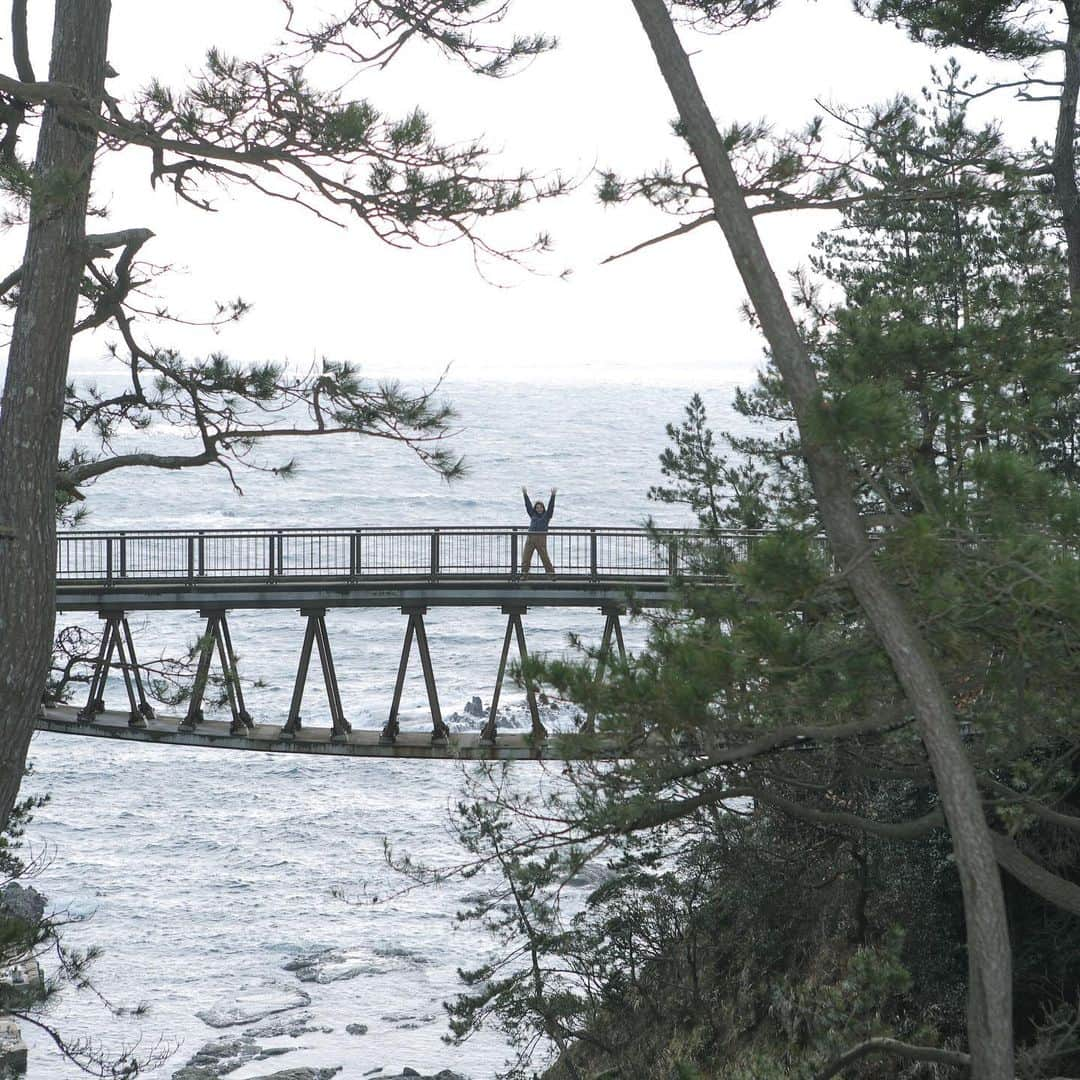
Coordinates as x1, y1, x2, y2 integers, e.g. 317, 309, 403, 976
382, 1072, 466, 1080
345, 1022, 368, 1036
195, 984, 312, 1029
0, 1019, 27, 1075
463, 696, 484, 718
283, 947, 381, 983
0, 884, 45, 926
247, 1070, 342, 1080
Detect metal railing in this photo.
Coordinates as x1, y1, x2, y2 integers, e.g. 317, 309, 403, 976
55, 526, 768, 586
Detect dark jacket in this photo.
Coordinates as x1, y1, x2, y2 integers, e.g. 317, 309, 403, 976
524, 490, 555, 533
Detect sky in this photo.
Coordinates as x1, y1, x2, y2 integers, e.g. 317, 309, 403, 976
6, 0, 1063, 390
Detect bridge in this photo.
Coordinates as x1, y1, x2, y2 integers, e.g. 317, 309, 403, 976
42, 525, 748, 760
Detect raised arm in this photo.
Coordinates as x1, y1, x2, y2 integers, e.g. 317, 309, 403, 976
522, 487, 532, 515
546, 488, 557, 520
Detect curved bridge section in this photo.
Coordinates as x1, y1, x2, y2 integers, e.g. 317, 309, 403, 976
48, 526, 751, 759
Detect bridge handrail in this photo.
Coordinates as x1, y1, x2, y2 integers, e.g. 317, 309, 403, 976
56, 525, 771, 537
55, 525, 760, 585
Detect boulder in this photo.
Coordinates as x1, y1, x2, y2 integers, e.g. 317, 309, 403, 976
0, 884, 45, 927
0, 1018, 26, 1074
171, 1035, 260, 1079
384, 1072, 465, 1080
196, 984, 311, 1029
243, 1011, 322, 1039
463, 696, 485, 718
247, 1069, 342, 1080
284, 948, 381, 984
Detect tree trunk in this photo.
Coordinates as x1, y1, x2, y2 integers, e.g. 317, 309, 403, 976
0, 0, 111, 826
626, 2, 1015, 1076
1053, 3, 1080, 306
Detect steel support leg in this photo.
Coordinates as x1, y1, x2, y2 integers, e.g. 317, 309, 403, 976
380, 614, 415, 744
584, 607, 625, 734
77, 619, 114, 723
112, 624, 145, 728
512, 610, 546, 740
282, 615, 316, 736
381, 608, 448, 744
180, 615, 217, 731
213, 619, 246, 735
480, 608, 518, 743
120, 617, 155, 720
314, 612, 351, 741
218, 614, 252, 731
77, 612, 146, 728
178, 610, 252, 733
281, 609, 350, 740
414, 610, 449, 742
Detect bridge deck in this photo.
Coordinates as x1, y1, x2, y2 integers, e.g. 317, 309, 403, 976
55, 576, 678, 612
36, 705, 624, 762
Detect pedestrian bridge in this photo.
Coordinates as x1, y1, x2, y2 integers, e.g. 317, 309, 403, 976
45, 525, 752, 760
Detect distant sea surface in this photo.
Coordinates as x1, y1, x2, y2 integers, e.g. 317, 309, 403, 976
24, 380, 748, 1078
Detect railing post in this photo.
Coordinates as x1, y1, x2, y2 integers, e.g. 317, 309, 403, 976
350, 530, 361, 578
105, 537, 113, 583
590, 529, 598, 579
118, 534, 127, 579
275, 531, 284, 578
430, 528, 440, 579
668, 534, 679, 578
267, 533, 275, 579
197, 531, 206, 577
187, 536, 195, 582
510, 528, 519, 577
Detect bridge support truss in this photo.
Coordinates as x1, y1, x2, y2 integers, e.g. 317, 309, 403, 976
65, 599, 635, 748
381, 607, 449, 745
179, 609, 254, 735
583, 606, 627, 734
282, 608, 351, 742
480, 606, 546, 743
77, 611, 155, 728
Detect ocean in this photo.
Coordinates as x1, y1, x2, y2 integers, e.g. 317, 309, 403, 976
23, 379, 746, 1078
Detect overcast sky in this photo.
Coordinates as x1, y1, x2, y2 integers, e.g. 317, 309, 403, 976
9, 0, 1060, 390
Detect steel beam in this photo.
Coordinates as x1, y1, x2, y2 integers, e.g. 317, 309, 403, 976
56, 580, 677, 615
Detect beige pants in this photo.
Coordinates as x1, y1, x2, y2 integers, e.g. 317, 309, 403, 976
522, 533, 555, 575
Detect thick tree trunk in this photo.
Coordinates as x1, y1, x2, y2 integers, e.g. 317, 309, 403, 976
0, 0, 111, 826
1053, 3, 1080, 305
627, 2, 1015, 1076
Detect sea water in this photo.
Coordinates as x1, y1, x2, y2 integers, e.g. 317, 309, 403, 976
22, 380, 746, 1078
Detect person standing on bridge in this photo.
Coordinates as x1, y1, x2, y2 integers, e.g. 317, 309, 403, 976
521, 486, 557, 576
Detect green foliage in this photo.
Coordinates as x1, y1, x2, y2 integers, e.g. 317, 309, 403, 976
649, 394, 770, 531
430, 67, 1080, 1080
857, 0, 1054, 59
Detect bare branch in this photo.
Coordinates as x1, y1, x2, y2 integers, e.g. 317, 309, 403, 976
814, 1037, 971, 1080
993, 834, 1080, 917
0, 228, 154, 300
10, 1, 33, 84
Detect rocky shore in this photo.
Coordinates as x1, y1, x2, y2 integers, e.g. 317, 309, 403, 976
171, 950, 471, 1080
